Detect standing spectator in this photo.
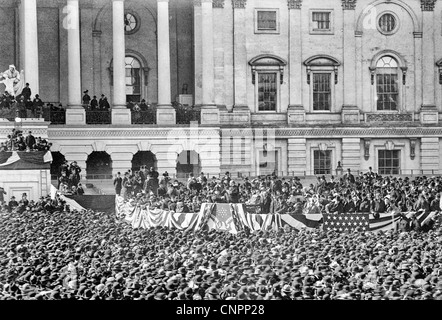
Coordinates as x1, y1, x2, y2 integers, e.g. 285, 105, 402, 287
16, 96, 27, 118
90, 95, 98, 110
21, 83, 31, 101
82, 90, 91, 106
25, 131, 36, 150
25, 97, 34, 117
344, 168, 355, 185
139, 99, 148, 111
114, 172, 123, 196
8, 196, 18, 212
122, 172, 133, 199
69, 161, 82, 188
0, 186, 6, 204
20, 193, 29, 207
99, 94, 106, 109
101, 97, 110, 110
33, 94, 44, 117
76, 183, 85, 195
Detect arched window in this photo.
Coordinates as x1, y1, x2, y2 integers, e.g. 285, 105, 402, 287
125, 56, 141, 103
304, 55, 341, 112
249, 55, 287, 112
375, 56, 399, 111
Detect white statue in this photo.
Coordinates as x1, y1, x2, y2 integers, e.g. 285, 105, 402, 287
0, 65, 24, 97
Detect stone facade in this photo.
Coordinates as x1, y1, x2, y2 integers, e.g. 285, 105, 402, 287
1, 0, 442, 178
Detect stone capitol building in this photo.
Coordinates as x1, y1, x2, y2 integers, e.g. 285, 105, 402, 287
1, 0, 442, 180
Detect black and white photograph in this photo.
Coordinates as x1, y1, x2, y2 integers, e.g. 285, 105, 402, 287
1, 0, 442, 308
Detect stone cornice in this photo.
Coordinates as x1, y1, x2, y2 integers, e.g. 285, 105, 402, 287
287, 0, 302, 9
45, 126, 442, 139
232, 0, 246, 9
421, 0, 437, 11
47, 128, 220, 138
342, 0, 357, 10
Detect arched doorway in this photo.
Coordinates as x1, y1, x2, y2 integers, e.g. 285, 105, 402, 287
132, 151, 157, 172
50, 152, 66, 180
86, 152, 113, 179
176, 150, 201, 179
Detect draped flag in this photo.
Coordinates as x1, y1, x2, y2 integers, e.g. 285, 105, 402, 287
114, 197, 439, 234
207, 203, 237, 234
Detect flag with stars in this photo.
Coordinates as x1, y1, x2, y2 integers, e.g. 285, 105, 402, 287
206, 203, 237, 233
323, 213, 370, 232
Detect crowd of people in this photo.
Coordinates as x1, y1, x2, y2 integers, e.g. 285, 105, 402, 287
57, 160, 84, 196
115, 166, 441, 229
0, 192, 442, 300
0, 129, 52, 152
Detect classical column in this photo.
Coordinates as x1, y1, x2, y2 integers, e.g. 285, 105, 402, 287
156, 0, 176, 125
232, 0, 247, 109
287, 0, 305, 124
193, 0, 203, 106
200, 0, 219, 124
420, 0, 438, 124
341, 0, 360, 124
19, 0, 39, 95
67, 0, 81, 109
65, 0, 86, 125
111, 0, 131, 124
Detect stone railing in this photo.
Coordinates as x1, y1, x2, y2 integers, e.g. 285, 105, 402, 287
86, 110, 112, 125
175, 103, 201, 124
131, 109, 156, 125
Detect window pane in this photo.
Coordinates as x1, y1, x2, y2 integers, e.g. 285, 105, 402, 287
313, 150, 332, 175
376, 60, 399, 111
313, 73, 331, 111
258, 73, 277, 111
258, 11, 277, 30
378, 150, 400, 175
313, 12, 330, 30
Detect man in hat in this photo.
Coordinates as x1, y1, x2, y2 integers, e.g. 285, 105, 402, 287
8, 196, 18, 212
0, 186, 6, 204
90, 95, 98, 111
82, 90, 91, 106
21, 83, 31, 102
32, 94, 44, 114
114, 172, 123, 196
25, 131, 36, 150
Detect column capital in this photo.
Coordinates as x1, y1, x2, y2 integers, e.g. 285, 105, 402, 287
213, 0, 225, 8
341, 0, 357, 10
287, 0, 302, 9
421, 0, 437, 11
232, 0, 246, 9
193, 0, 202, 7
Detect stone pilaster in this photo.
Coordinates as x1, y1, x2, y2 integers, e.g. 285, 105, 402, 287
288, 138, 307, 176
341, 138, 361, 173
287, 0, 304, 124
420, 137, 439, 174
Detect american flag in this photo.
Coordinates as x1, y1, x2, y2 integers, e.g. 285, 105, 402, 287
216, 203, 231, 223
323, 213, 370, 232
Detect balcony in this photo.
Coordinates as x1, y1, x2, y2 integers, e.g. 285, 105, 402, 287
175, 103, 201, 125
42, 109, 66, 124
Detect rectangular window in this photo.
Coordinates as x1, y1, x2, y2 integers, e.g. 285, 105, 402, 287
258, 73, 277, 111
313, 73, 331, 111
314, 150, 332, 175
378, 150, 400, 175
312, 12, 331, 30
376, 70, 398, 110
257, 11, 277, 31
255, 9, 279, 34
